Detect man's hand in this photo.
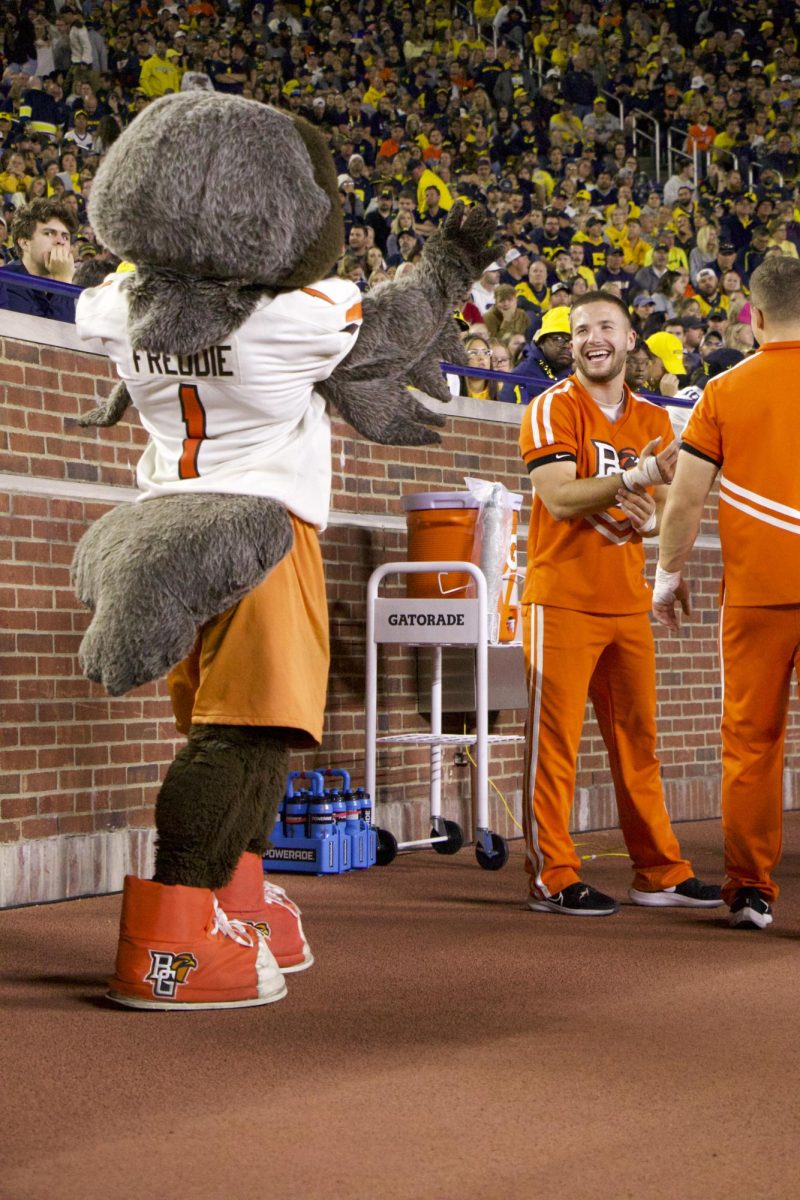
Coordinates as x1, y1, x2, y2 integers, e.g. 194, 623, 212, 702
616, 485, 656, 534
622, 435, 679, 489
439, 199, 499, 281
46, 241, 75, 283
653, 436, 679, 482
652, 565, 692, 631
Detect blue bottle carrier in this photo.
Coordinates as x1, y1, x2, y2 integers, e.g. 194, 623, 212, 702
263, 769, 386, 875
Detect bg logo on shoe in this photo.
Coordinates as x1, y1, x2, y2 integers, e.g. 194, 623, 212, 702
249, 921, 272, 939
145, 950, 198, 998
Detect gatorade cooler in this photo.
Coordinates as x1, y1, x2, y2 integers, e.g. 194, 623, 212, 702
402, 490, 523, 643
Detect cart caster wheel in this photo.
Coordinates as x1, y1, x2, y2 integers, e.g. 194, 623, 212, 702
475, 833, 509, 871
375, 827, 398, 866
432, 820, 464, 856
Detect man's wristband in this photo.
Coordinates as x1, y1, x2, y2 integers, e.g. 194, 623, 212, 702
621, 456, 662, 491
653, 564, 681, 601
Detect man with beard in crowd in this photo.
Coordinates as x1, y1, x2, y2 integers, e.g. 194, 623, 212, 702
499, 304, 573, 403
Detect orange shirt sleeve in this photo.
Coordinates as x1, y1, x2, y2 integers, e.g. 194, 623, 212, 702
681, 382, 723, 466
519, 382, 578, 471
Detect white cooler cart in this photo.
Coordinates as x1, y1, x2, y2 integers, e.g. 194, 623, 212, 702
365, 561, 525, 870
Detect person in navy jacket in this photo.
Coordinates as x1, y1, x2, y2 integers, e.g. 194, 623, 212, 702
1, 197, 78, 322
499, 304, 574, 403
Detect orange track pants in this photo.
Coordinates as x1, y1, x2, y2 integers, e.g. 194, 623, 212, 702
720, 603, 800, 904
521, 603, 691, 898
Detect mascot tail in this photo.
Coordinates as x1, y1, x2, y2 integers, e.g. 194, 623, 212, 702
72, 494, 293, 694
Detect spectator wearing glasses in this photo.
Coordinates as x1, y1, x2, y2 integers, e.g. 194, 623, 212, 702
488, 340, 512, 372
458, 333, 499, 401
499, 305, 574, 404
624, 336, 657, 393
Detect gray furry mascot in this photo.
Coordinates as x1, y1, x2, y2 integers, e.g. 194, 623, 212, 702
73, 91, 496, 1010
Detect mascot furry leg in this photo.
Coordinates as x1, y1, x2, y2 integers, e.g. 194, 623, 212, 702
107, 521, 323, 1009
108, 725, 310, 1008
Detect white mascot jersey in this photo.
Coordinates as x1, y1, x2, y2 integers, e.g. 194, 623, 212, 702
76, 273, 363, 530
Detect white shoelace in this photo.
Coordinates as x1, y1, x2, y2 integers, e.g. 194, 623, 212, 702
211, 897, 257, 947
263, 880, 300, 914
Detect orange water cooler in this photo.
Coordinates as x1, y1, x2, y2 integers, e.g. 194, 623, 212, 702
401, 490, 523, 643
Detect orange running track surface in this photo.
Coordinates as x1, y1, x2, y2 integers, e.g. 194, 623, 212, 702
3, 815, 800, 1200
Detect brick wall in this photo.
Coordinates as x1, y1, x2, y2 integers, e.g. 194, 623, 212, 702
2, 315, 798, 904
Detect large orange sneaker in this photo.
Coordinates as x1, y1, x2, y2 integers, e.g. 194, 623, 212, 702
215, 851, 314, 973
107, 876, 288, 1010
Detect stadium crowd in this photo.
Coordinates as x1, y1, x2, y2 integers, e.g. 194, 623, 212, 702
1, 0, 798, 399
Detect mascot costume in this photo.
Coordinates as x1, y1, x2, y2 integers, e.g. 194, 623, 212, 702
72, 91, 497, 1011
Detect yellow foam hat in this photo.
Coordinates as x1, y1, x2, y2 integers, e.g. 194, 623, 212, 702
534, 305, 572, 342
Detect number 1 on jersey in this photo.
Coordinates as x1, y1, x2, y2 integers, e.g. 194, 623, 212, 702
178, 383, 207, 479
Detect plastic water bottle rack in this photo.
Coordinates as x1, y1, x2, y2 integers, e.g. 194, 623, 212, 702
263, 769, 379, 875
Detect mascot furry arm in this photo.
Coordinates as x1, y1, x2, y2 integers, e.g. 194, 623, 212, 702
72, 93, 497, 696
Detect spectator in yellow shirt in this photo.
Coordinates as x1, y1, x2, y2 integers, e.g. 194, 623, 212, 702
658, 229, 689, 274
573, 216, 609, 271
711, 116, 743, 167
549, 100, 583, 147
0, 152, 33, 198
139, 39, 182, 97
531, 166, 557, 201
533, 23, 552, 58
362, 69, 386, 111
614, 183, 641, 222
604, 205, 630, 250
568, 241, 598, 289
474, 0, 501, 34
621, 218, 650, 273
408, 157, 454, 212
768, 217, 799, 259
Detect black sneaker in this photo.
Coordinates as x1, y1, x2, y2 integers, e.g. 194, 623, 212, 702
629, 876, 724, 908
729, 887, 773, 930
528, 882, 619, 916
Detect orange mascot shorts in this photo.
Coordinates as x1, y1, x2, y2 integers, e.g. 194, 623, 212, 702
168, 515, 329, 749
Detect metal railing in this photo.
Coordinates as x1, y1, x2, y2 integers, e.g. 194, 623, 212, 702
0, 272, 696, 413
660, 118, 787, 195
666, 124, 707, 183
630, 109, 662, 181
0, 273, 81, 298
600, 87, 625, 128
439, 361, 694, 409
0, 269, 82, 322
748, 161, 783, 190
711, 146, 740, 171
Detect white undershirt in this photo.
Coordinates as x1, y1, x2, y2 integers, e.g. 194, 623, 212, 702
597, 398, 625, 423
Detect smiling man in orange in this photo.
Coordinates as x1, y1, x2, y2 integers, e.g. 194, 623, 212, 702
518, 292, 722, 915
654, 257, 800, 931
